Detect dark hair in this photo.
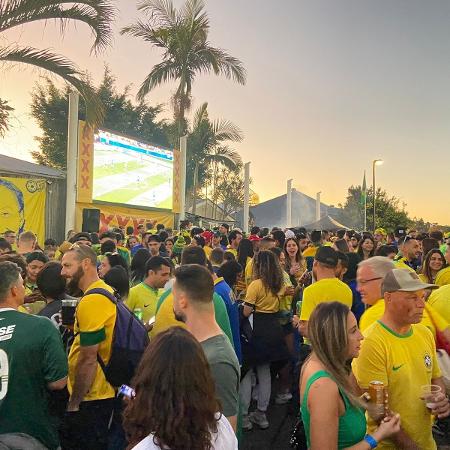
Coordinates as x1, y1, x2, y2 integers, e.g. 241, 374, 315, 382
334, 239, 350, 253
210, 247, 224, 266
44, 238, 57, 247
100, 231, 116, 241
174, 265, 214, 305
156, 224, 165, 231
223, 251, 235, 262
259, 227, 269, 238
181, 246, 207, 266
336, 229, 346, 239
104, 253, 129, 273
124, 327, 219, 449
269, 246, 283, 258
220, 223, 230, 232
217, 260, 243, 289
271, 230, 286, 248
101, 240, 117, 255
343, 252, 362, 282
310, 230, 322, 244
336, 251, 349, 268
0, 239, 12, 253
190, 227, 203, 238
422, 238, 440, 259
131, 249, 151, 284
0, 261, 22, 302
158, 230, 169, 242
26, 251, 49, 265
145, 256, 172, 277
90, 232, 100, 245
72, 232, 91, 243
421, 249, 447, 284
250, 226, 260, 235
126, 226, 134, 235
375, 245, 397, 257
37, 261, 66, 300
430, 230, 444, 242
147, 234, 161, 243
104, 266, 130, 300
193, 235, 206, 248
357, 236, 376, 259
237, 239, 254, 269
228, 230, 242, 244
253, 250, 284, 296
0, 254, 27, 280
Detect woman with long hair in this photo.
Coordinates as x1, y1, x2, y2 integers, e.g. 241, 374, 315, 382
123, 327, 237, 450
98, 253, 128, 279
333, 238, 350, 254
357, 236, 376, 260
130, 249, 151, 287
300, 302, 400, 449
240, 250, 289, 431
284, 238, 307, 286
420, 249, 446, 284
235, 238, 254, 296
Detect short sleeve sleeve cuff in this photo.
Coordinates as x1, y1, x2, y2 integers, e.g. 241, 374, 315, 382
80, 327, 106, 346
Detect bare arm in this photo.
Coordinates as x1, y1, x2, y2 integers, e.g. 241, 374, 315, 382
47, 377, 67, 391
226, 415, 237, 431
298, 320, 308, 338
243, 304, 254, 318
67, 344, 99, 411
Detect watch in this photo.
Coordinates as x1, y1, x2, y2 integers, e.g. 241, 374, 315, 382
364, 434, 378, 449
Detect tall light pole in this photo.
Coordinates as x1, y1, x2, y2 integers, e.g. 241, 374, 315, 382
179, 135, 187, 223
372, 159, 383, 232
316, 191, 322, 222
286, 179, 293, 228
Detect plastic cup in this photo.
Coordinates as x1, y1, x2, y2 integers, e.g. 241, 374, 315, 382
420, 384, 442, 411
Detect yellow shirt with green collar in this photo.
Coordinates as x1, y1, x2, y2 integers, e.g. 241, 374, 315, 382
68, 279, 116, 401
359, 298, 448, 341
126, 281, 160, 324
436, 266, 450, 287
353, 321, 440, 450
393, 256, 416, 273
226, 246, 238, 258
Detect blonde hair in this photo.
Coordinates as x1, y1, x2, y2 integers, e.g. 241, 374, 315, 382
304, 301, 359, 406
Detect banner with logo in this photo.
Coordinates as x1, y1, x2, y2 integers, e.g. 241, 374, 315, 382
0, 176, 46, 243
75, 202, 174, 233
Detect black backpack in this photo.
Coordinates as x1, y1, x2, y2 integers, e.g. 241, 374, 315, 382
87, 288, 149, 387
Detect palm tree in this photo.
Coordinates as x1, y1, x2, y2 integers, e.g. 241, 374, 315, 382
0, 0, 115, 134
188, 102, 243, 215
122, 0, 246, 135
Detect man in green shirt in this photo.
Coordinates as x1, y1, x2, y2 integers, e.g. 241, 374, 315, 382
126, 256, 171, 323
0, 261, 68, 450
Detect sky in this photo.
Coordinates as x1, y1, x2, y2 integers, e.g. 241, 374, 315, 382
1, 0, 450, 225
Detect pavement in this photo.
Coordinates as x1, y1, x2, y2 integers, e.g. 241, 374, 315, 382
241, 399, 450, 450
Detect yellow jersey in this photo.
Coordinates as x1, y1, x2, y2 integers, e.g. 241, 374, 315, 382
393, 257, 416, 273
245, 258, 254, 286
245, 279, 284, 313
353, 321, 440, 450
126, 282, 160, 324
436, 267, 450, 287
359, 299, 448, 340
299, 278, 353, 322
428, 285, 450, 323
68, 279, 116, 401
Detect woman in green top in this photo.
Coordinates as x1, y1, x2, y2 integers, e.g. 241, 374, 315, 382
300, 302, 400, 449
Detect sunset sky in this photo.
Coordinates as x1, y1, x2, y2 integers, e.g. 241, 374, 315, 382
1, 0, 450, 224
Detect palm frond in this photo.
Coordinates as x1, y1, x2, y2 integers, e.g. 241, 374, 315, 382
0, 45, 103, 126
137, 60, 180, 101
192, 102, 208, 129
204, 147, 241, 171
121, 21, 170, 50
137, 0, 177, 27
0, 0, 114, 52
212, 119, 243, 143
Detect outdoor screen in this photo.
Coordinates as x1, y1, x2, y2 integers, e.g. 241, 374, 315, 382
92, 130, 173, 210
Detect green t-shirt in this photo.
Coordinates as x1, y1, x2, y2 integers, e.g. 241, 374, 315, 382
126, 282, 160, 323
0, 308, 68, 450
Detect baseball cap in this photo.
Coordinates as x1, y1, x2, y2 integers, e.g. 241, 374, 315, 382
213, 231, 221, 238
375, 228, 387, 236
315, 246, 338, 267
285, 229, 296, 239
381, 269, 438, 295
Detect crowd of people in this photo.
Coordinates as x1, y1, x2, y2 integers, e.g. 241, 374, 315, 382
0, 222, 450, 449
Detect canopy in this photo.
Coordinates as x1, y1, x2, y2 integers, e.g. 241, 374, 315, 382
303, 215, 350, 231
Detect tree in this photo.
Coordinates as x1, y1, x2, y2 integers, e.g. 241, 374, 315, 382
31, 69, 171, 169
337, 185, 412, 232
0, 0, 115, 129
0, 99, 13, 137
187, 102, 243, 214
121, 0, 246, 135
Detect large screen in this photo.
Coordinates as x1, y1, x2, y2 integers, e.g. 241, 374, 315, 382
92, 130, 173, 210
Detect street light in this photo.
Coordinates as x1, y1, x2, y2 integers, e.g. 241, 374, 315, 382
372, 159, 383, 232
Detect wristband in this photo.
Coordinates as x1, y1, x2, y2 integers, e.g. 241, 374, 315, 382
364, 434, 378, 449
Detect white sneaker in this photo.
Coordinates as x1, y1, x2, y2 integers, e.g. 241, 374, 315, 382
275, 392, 293, 405
242, 414, 253, 431
249, 410, 269, 429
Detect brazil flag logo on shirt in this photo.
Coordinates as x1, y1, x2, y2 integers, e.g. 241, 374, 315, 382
424, 353, 432, 369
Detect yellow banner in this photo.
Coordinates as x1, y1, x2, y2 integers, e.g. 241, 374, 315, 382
77, 120, 94, 203
75, 202, 174, 232
0, 176, 46, 243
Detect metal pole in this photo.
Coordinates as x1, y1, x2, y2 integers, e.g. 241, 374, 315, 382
65, 92, 79, 235
316, 191, 321, 222
179, 135, 187, 222
372, 161, 376, 232
286, 179, 293, 228
243, 162, 250, 233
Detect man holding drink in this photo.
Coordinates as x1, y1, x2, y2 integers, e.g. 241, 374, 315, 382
354, 268, 450, 449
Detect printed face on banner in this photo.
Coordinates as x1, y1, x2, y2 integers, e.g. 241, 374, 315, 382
0, 179, 25, 234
